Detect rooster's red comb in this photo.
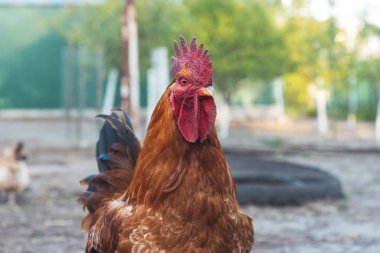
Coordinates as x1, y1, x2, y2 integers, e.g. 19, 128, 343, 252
171, 35, 212, 85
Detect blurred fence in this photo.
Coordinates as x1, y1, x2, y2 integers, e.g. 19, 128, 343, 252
0, 6, 64, 108
61, 46, 104, 112
0, 5, 379, 124
0, 6, 109, 112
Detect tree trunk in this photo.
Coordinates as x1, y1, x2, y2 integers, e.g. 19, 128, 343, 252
121, 0, 140, 134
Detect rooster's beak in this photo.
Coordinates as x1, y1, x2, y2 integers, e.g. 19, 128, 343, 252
169, 82, 176, 92
198, 86, 215, 97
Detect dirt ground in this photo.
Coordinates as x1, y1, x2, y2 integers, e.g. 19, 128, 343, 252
251, 152, 380, 253
0, 119, 379, 253
0, 147, 379, 253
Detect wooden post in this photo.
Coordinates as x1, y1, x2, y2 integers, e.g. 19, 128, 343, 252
146, 48, 169, 129
347, 73, 357, 128
102, 69, 119, 114
95, 45, 104, 113
376, 92, 380, 145
316, 87, 328, 135
121, 2, 130, 113
62, 45, 73, 140
121, 0, 140, 130
273, 78, 285, 123
77, 47, 87, 146
309, 80, 329, 136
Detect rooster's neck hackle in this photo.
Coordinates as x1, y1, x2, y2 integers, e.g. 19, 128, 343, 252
127, 89, 234, 207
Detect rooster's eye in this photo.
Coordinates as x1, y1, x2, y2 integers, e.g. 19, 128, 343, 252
179, 78, 188, 86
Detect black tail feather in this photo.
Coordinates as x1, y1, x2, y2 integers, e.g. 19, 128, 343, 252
79, 110, 141, 216
95, 111, 140, 172
114, 108, 134, 131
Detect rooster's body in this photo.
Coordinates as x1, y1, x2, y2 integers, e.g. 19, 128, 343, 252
80, 36, 254, 253
0, 143, 29, 205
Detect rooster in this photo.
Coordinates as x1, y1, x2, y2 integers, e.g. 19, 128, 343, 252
79, 36, 254, 253
0, 142, 29, 205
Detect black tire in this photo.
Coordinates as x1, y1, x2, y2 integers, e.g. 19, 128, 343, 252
226, 154, 344, 206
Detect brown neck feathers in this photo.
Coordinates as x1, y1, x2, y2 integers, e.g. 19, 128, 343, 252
126, 88, 236, 208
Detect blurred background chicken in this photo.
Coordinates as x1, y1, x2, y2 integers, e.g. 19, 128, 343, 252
0, 142, 30, 205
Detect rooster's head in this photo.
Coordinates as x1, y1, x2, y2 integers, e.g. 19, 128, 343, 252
169, 35, 216, 143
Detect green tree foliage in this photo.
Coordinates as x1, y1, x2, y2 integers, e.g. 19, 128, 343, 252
354, 20, 380, 120
53, 0, 288, 103
360, 21, 380, 90
136, 0, 183, 72
281, 12, 354, 117
356, 58, 380, 120
180, 0, 288, 102
51, 0, 123, 68
52, 0, 379, 120
281, 16, 329, 115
